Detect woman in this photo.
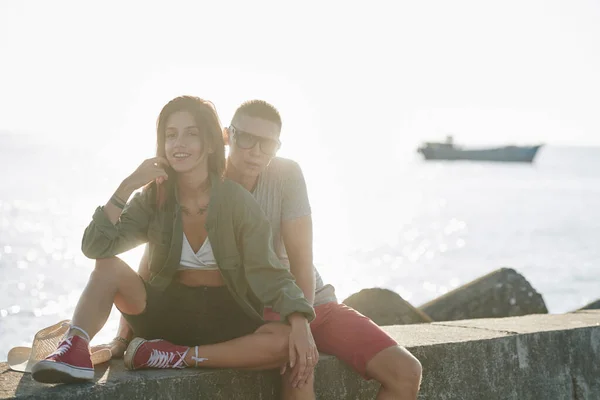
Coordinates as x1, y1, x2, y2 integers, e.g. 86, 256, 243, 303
31, 96, 318, 385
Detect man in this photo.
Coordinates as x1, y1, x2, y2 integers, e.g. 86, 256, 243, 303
223, 100, 422, 400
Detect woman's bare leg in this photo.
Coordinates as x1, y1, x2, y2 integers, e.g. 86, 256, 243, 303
182, 322, 290, 369
32, 257, 147, 383
70, 257, 146, 340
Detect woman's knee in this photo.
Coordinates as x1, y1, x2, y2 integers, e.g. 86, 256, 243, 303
255, 322, 291, 336
94, 257, 122, 271
90, 257, 118, 278
92, 257, 130, 277
255, 322, 290, 358
89, 257, 133, 291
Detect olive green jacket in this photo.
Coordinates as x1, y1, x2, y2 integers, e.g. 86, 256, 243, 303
81, 175, 315, 323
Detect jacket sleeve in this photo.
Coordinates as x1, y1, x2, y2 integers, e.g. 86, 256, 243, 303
81, 190, 153, 259
234, 186, 315, 323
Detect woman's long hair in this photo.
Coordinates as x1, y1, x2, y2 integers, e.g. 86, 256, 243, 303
153, 96, 226, 208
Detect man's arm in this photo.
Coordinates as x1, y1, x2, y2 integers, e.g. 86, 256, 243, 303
233, 184, 315, 322
281, 215, 316, 305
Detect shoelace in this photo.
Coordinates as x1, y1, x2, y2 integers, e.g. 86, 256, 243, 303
50, 337, 73, 358
191, 346, 208, 367
146, 348, 189, 369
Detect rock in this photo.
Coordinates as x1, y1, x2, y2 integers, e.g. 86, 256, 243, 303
419, 268, 548, 322
342, 288, 433, 326
576, 299, 600, 310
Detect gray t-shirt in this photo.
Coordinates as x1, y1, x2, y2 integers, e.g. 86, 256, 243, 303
252, 157, 337, 306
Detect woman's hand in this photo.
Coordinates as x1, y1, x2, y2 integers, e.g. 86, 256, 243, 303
90, 337, 128, 359
123, 157, 169, 191
286, 313, 319, 388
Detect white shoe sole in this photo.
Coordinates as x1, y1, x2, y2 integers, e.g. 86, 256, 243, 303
124, 337, 147, 370
31, 360, 94, 383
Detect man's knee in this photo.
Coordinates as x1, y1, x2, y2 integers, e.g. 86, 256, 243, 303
282, 370, 315, 400
389, 347, 422, 389
401, 350, 422, 384
369, 346, 422, 389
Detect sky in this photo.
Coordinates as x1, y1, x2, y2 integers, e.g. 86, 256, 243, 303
1, 1, 600, 340
1, 0, 599, 163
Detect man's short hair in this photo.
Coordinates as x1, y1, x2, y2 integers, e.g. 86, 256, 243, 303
231, 100, 282, 130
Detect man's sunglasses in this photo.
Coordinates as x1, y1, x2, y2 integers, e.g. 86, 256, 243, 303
229, 126, 281, 156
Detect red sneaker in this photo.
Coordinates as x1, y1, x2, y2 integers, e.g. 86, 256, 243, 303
31, 335, 94, 383
124, 338, 190, 370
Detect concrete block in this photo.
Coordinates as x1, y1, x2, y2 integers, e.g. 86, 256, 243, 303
419, 268, 547, 322
2, 311, 599, 400
343, 288, 433, 326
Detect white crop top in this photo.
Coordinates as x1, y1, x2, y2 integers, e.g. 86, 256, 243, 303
178, 234, 219, 271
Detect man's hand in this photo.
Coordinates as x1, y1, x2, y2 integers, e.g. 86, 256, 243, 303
285, 313, 319, 388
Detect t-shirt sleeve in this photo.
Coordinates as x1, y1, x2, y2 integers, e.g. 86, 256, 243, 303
282, 160, 312, 221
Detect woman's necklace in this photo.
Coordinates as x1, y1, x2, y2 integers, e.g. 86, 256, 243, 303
181, 204, 209, 216
180, 177, 210, 216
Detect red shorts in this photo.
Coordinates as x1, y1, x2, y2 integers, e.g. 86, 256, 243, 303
264, 302, 398, 379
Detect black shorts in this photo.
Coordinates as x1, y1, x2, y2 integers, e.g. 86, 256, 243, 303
122, 279, 264, 347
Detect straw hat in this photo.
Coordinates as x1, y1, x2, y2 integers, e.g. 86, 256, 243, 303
7, 320, 111, 373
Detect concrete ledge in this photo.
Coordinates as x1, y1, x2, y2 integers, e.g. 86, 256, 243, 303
2, 311, 599, 399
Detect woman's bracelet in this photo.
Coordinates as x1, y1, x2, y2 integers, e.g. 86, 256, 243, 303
109, 194, 126, 210
113, 193, 127, 203
113, 336, 130, 346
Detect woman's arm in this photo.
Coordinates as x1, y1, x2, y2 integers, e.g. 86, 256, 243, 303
81, 157, 168, 259
81, 189, 152, 259
102, 180, 138, 225
281, 215, 316, 305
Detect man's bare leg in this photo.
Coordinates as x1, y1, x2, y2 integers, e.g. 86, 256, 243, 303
366, 346, 422, 400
